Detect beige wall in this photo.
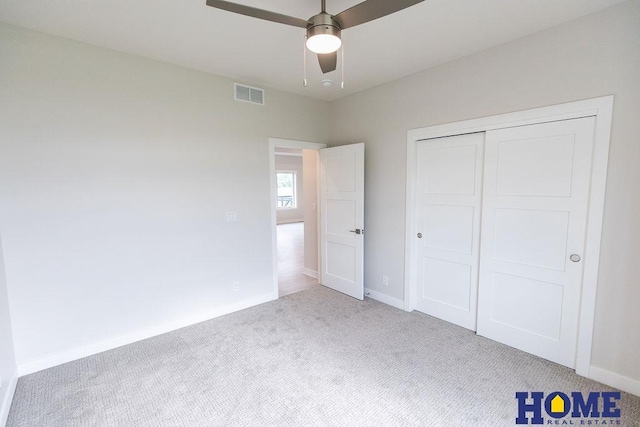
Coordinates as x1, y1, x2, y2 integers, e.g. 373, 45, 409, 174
0, 23, 330, 366
329, 0, 640, 382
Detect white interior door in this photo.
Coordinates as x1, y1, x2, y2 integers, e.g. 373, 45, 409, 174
477, 117, 595, 368
320, 143, 364, 300
414, 133, 484, 330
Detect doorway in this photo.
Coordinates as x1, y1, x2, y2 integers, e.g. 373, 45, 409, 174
269, 139, 326, 298
274, 147, 319, 296
269, 138, 366, 301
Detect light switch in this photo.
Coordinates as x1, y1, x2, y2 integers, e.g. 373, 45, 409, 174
226, 211, 238, 222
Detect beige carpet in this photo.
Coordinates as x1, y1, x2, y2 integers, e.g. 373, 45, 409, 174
7, 286, 640, 426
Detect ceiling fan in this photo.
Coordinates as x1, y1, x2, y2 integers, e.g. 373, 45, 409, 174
206, 0, 425, 74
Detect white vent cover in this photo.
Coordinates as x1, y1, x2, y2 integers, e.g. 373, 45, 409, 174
234, 83, 265, 105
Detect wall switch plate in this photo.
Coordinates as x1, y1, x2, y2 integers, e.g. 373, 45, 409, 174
226, 211, 238, 222
382, 275, 389, 286
233, 281, 240, 292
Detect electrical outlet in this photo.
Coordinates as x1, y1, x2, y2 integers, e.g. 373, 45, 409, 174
382, 275, 389, 286
226, 211, 238, 222
233, 281, 240, 292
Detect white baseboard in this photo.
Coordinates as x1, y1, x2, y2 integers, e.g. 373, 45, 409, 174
0, 370, 18, 427
589, 365, 640, 397
364, 288, 405, 310
17, 293, 275, 377
303, 268, 318, 279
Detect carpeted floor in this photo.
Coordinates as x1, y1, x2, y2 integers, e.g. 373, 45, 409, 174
7, 286, 640, 426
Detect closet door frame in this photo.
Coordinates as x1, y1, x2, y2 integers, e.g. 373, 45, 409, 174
404, 95, 613, 377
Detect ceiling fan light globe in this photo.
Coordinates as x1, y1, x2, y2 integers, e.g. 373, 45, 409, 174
306, 34, 342, 54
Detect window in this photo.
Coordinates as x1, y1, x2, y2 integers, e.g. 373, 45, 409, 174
276, 171, 296, 209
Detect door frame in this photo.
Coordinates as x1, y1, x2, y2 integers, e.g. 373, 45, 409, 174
269, 138, 327, 300
404, 96, 614, 377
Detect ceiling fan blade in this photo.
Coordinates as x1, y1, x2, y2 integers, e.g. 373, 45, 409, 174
206, 0, 310, 28
334, 0, 424, 29
318, 52, 337, 74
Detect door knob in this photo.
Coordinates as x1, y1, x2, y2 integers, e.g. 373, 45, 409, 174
349, 229, 363, 235
417, 233, 423, 238
570, 254, 581, 262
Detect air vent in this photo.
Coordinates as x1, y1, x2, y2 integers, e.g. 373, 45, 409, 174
234, 83, 265, 106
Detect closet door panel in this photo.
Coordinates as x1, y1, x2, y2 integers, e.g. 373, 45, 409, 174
477, 117, 595, 368
414, 133, 484, 331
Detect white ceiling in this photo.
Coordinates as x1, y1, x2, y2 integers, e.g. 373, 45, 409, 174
0, 0, 626, 101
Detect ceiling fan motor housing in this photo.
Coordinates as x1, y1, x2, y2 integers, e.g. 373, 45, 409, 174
307, 13, 342, 40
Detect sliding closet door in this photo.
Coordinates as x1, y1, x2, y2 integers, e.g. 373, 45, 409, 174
414, 133, 484, 330
476, 117, 595, 368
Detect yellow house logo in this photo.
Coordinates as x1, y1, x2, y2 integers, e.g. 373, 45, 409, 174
515, 391, 621, 424
550, 394, 565, 414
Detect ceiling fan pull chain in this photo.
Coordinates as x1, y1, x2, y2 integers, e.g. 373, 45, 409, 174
341, 37, 345, 90
303, 35, 308, 87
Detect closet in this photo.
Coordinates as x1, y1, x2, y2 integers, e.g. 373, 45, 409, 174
412, 116, 597, 369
